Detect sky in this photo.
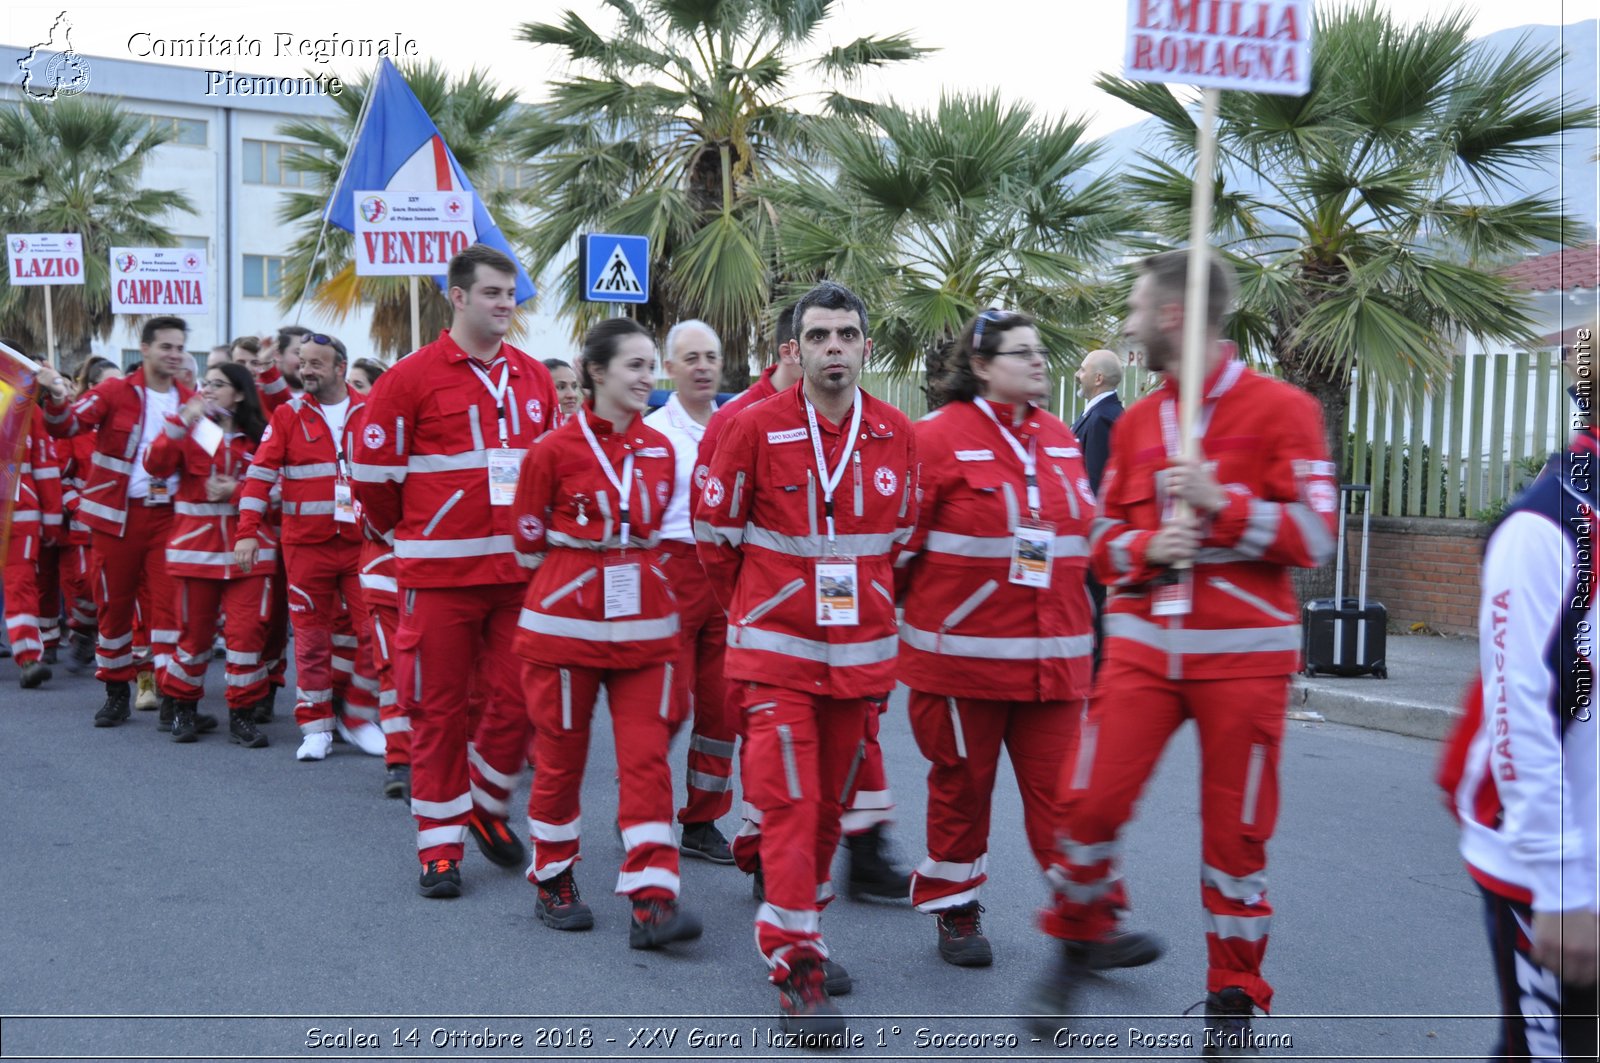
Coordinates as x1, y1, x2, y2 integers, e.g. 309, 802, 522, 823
3, 0, 1592, 138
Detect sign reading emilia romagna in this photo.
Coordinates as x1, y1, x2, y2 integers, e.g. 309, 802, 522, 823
352, 190, 477, 276
110, 247, 210, 314
1126, 0, 1312, 95
7, 232, 85, 285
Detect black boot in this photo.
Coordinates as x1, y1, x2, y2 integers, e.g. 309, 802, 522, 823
19, 661, 52, 688
170, 701, 200, 743
195, 711, 219, 734
228, 708, 269, 748
157, 694, 176, 733
93, 681, 131, 727
845, 824, 911, 902
252, 687, 277, 725
66, 630, 95, 674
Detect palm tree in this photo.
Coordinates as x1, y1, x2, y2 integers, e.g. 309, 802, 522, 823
0, 98, 193, 369
1098, 2, 1593, 471
515, 0, 930, 388
761, 92, 1129, 400
275, 61, 533, 358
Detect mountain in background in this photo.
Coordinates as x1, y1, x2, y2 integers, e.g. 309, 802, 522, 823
1087, 19, 1598, 240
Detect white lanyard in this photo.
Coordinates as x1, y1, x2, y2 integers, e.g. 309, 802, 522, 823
973, 396, 1040, 519
469, 360, 511, 447
313, 402, 350, 479
804, 389, 863, 546
1159, 358, 1243, 459
578, 414, 636, 547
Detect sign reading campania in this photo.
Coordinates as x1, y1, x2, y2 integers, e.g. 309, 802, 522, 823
109, 247, 210, 315
6, 233, 85, 286
351, 190, 477, 276
1125, 0, 1312, 95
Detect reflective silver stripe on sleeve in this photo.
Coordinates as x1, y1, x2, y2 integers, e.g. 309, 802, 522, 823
238, 497, 269, 514
1103, 613, 1300, 655
350, 462, 406, 484
692, 519, 745, 548
1236, 499, 1281, 558
727, 626, 899, 667
1108, 530, 1140, 573
1286, 502, 1336, 565
245, 465, 279, 483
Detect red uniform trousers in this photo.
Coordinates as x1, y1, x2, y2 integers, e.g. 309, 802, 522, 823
907, 691, 1079, 912
282, 540, 370, 735
524, 661, 681, 899
465, 632, 529, 823
263, 558, 289, 694
1042, 659, 1287, 1010
91, 505, 177, 683
60, 544, 96, 636
743, 683, 871, 979
397, 584, 528, 864
35, 545, 61, 651
365, 601, 411, 768
163, 575, 273, 710
662, 540, 734, 825
4, 558, 45, 665
330, 603, 380, 726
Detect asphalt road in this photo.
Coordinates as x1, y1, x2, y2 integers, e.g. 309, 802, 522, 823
0, 655, 1500, 1062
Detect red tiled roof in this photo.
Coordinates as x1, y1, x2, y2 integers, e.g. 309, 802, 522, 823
1500, 245, 1599, 292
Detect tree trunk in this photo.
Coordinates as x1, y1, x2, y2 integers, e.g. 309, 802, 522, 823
1276, 344, 1353, 604
720, 329, 751, 393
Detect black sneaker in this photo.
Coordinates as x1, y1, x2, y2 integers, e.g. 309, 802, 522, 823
468, 810, 527, 868
1024, 940, 1090, 1038
845, 824, 911, 902
777, 958, 846, 1044
171, 702, 199, 743
418, 859, 462, 899
1201, 987, 1261, 1058
383, 764, 411, 800
1070, 928, 1165, 970
41, 646, 57, 665
629, 897, 704, 949
822, 958, 852, 997
66, 631, 94, 674
93, 681, 131, 727
253, 688, 278, 725
19, 661, 51, 689
535, 869, 594, 930
228, 709, 269, 748
937, 902, 994, 967
679, 822, 734, 864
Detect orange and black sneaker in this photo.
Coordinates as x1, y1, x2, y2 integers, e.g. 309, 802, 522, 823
628, 897, 703, 950
418, 858, 462, 899
777, 958, 846, 1044
535, 869, 594, 931
468, 810, 527, 869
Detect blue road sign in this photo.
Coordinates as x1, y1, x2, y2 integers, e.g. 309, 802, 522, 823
581, 233, 650, 304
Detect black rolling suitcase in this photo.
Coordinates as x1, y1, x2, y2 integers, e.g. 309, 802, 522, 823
1301, 484, 1387, 678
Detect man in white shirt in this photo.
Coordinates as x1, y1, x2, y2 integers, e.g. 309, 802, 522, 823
644, 320, 735, 864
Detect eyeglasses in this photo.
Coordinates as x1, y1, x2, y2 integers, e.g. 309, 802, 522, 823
993, 346, 1049, 360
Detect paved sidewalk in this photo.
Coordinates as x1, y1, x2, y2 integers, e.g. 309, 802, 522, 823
1293, 632, 1479, 740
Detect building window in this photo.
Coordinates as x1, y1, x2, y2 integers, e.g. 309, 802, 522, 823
176, 235, 209, 256
486, 161, 536, 190
242, 140, 311, 187
242, 255, 286, 298
134, 113, 208, 147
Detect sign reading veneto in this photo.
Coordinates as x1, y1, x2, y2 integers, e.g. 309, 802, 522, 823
352, 189, 476, 276
7, 233, 85, 286
1126, 0, 1311, 95
109, 247, 210, 315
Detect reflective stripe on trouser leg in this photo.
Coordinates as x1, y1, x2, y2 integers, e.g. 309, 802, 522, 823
3, 558, 45, 665
674, 575, 735, 825
368, 603, 410, 765
523, 661, 601, 882
160, 577, 219, 701
89, 508, 174, 682
283, 541, 359, 734
839, 702, 894, 834
905, 691, 1002, 911
219, 575, 272, 710
1041, 658, 1187, 943
467, 605, 532, 821
745, 686, 869, 979
612, 663, 680, 898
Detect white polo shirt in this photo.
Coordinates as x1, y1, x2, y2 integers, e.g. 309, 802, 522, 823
644, 392, 717, 545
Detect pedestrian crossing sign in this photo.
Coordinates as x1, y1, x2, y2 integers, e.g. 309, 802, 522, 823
581, 233, 650, 305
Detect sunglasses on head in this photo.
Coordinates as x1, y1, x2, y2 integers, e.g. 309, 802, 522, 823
307, 334, 335, 346
971, 308, 1017, 349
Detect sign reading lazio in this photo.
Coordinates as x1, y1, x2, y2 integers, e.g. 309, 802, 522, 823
7, 232, 85, 286
109, 247, 209, 315
1125, 0, 1312, 95
352, 190, 477, 276
581, 233, 650, 304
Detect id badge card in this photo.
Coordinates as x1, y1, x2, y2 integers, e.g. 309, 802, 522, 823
333, 481, 356, 523
604, 557, 642, 619
145, 475, 170, 506
1009, 519, 1056, 588
815, 557, 859, 627
486, 449, 520, 507
1151, 567, 1193, 616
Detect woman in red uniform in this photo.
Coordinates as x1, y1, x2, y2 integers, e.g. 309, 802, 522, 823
144, 361, 274, 746
896, 309, 1108, 967
512, 318, 701, 950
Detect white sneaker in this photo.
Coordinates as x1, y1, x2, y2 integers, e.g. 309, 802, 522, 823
336, 716, 387, 757
296, 732, 334, 761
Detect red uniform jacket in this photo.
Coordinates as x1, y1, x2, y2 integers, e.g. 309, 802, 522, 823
236, 392, 365, 547
510, 408, 679, 671
8, 408, 63, 564
693, 363, 783, 512
1092, 354, 1339, 680
695, 384, 917, 698
344, 403, 397, 610
41, 369, 195, 536
352, 331, 556, 589
897, 399, 1096, 702
145, 414, 274, 580
57, 434, 95, 546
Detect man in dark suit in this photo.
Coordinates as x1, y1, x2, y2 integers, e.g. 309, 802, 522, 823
1071, 348, 1125, 670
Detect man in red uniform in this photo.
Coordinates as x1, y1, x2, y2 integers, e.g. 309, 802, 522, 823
353, 244, 557, 899
697, 281, 917, 1039
1029, 250, 1339, 1054
37, 317, 196, 727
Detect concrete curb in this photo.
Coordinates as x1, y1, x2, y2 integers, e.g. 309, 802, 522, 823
1291, 679, 1462, 742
